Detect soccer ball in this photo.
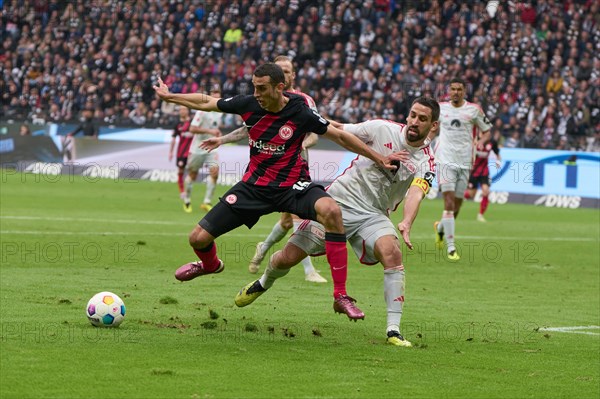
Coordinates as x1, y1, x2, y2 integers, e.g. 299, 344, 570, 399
86, 291, 126, 327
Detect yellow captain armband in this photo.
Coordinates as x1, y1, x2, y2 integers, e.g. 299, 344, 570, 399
411, 177, 431, 195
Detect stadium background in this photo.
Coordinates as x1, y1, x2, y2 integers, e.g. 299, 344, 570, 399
1, 3, 599, 398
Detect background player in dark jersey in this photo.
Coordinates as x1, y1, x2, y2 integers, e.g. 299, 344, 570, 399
464, 130, 501, 222
154, 62, 398, 320
168, 107, 194, 212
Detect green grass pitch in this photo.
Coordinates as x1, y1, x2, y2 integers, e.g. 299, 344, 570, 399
1, 169, 598, 398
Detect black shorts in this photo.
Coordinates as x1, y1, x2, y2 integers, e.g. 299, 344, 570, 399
176, 157, 188, 169
199, 181, 329, 238
468, 174, 491, 189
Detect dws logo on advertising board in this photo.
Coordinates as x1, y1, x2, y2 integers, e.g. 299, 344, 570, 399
533, 195, 581, 208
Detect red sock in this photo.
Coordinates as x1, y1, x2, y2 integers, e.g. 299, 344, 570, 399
193, 242, 220, 272
480, 195, 489, 215
463, 190, 471, 199
325, 232, 347, 297
177, 173, 184, 193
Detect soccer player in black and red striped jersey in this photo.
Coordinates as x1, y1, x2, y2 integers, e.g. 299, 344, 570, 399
154, 63, 397, 320
168, 107, 194, 211
464, 130, 501, 222
202, 55, 327, 283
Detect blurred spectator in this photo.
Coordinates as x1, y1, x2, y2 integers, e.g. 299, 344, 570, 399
19, 124, 31, 136
557, 103, 577, 139
573, 98, 590, 136
505, 131, 521, 148
546, 70, 564, 95
223, 21, 243, 52
492, 129, 505, 148
522, 126, 540, 148
129, 102, 148, 126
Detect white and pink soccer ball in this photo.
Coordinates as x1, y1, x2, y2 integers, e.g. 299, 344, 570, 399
86, 292, 126, 327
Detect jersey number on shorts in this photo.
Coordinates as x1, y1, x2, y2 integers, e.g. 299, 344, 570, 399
293, 181, 311, 191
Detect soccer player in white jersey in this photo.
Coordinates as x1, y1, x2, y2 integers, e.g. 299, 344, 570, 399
202, 55, 328, 283
183, 87, 223, 212
234, 97, 439, 347
430, 78, 492, 260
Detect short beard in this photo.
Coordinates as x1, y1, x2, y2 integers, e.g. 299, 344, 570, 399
406, 128, 421, 143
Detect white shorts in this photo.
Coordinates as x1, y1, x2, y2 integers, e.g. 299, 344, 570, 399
289, 203, 397, 265
186, 152, 218, 173
437, 163, 469, 198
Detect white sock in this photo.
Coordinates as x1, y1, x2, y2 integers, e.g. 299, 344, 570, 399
442, 211, 456, 252
259, 256, 290, 289
291, 219, 316, 274
203, 176, 216, 204
262, 221, 288, 252
300, 256, 316, 275
384, 266, 405, 334
184, 175, 193, 202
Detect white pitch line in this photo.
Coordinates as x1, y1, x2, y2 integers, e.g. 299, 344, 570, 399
0, 229, 597, 242
539, 326, 600, 336
1, 215, 598, 242
0, 215, 270, 231
0, 215, 191, 226
459, 236, 597, 242
0, 230, 254, 238
1, 230, 187, 236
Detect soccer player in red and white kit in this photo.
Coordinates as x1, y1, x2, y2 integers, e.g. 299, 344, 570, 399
464, 130, 501, 222
154, 63, 398, 320
430, 77, 492, 261
168, 107, 194, 211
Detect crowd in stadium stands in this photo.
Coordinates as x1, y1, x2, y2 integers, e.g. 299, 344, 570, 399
1, 0, 598, 152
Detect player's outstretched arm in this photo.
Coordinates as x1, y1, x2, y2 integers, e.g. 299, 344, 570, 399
67, 124, 83, 137
168, 136, 176, 161
153, 77, 221, 111
302, 133, 319, 150
323, 125, 396, 171
326, 119, 344, 129
200, 125, 249, 152
220, 126, 249, 144
495, 152, 502, 168
397, 185, 427, 250
190, 125, 221, 137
